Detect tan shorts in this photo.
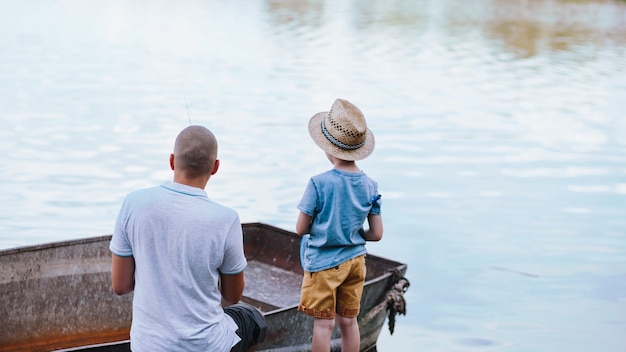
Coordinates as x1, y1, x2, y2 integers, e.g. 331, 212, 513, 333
298, 255, 366, 319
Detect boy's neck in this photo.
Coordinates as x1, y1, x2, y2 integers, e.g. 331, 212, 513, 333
333, 159, 360, 173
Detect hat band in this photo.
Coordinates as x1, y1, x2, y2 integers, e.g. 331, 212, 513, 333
321, 118, 365, 151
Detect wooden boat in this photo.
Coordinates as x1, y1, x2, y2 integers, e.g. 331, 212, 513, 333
0, 223, 408, 352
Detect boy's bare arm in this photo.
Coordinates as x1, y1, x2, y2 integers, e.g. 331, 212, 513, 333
362, 213, 383, 241
296, 211, 313, 235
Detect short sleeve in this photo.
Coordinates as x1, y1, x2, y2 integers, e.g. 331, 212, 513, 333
370, 195, 381, 215
109, 198, 133, 257
369, 179, 381, 215
297, 179, 318, 216
219, 216, 247, 275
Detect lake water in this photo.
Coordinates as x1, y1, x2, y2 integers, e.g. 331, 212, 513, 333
1, 0, 625, 351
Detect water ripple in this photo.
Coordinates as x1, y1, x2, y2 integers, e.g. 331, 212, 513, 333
1, 1, 626, 351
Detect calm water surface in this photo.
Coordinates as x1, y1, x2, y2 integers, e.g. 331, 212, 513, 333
1, 1, 625, 351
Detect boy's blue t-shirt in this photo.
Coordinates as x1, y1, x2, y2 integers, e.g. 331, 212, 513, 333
297, 168, 381, 272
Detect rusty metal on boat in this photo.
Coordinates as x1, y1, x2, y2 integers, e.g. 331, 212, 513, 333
0, 223, 408, 352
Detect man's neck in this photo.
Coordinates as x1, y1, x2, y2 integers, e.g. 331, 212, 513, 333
172, 174, 210, 189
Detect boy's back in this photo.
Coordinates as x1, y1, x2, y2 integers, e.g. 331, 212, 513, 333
298, 168, 380, 272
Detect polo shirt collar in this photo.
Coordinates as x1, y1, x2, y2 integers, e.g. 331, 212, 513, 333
160, 180, 207, 197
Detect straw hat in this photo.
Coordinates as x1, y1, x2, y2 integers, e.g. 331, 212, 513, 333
308, 98, 375, 161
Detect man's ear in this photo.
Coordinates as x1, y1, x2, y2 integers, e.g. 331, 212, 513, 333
211, 159, 220, 175
169, 154, 175, 170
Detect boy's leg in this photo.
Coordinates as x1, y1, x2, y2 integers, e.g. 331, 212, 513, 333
312, 317, 335, 352
224, 303, 267, 352
336, 315, 359, 352
299, 268, 340, 352
335, 255, 366, 318
335, 255, 366, 352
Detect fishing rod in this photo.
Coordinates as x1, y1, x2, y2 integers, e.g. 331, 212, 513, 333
182, 85, 192, 125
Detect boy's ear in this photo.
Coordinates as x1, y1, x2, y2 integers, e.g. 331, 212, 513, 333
169, 154, 175, 170
210, 159, 220, 175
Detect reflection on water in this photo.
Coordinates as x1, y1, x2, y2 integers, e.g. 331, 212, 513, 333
1, 0, 625, 351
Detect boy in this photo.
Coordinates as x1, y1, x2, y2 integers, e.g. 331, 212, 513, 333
295, 99, 383, 352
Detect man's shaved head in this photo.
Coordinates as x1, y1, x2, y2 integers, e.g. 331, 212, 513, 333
173, 126, 218, 178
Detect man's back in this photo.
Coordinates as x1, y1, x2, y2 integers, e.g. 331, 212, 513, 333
110, 180, 247, 351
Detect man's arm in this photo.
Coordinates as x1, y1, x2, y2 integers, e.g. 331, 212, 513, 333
220, 271, 244, 306
111, 254, 136, 295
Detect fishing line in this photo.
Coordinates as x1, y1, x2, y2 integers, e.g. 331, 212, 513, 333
182, 85, 192, 125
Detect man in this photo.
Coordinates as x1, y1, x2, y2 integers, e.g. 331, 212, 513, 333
110, 125, 266, 352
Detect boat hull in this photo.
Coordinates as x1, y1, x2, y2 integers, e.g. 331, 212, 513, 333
0, 223, 407, 352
